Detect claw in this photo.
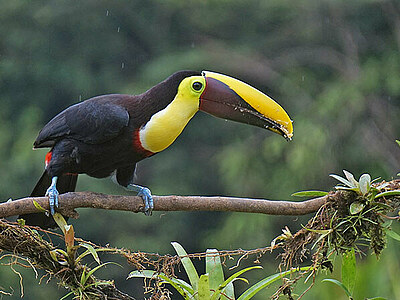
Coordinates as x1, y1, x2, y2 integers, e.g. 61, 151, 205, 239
46, 177, 59, 215
128, 184, 154, 216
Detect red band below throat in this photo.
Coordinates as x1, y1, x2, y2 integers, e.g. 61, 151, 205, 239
45, 151, 52, 167
133, 129, 154, 158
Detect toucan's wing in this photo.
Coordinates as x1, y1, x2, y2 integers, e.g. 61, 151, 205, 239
34, 95, 130, 147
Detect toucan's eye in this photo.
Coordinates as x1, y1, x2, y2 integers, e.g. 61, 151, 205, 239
192, 81, 203, 91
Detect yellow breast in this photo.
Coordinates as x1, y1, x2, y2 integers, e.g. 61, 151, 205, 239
139, 94, 199, 153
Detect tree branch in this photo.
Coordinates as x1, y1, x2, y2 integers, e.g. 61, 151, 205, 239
0, 192, 328, 219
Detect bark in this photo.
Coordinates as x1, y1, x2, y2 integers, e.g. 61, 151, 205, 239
0, 192, 328, 219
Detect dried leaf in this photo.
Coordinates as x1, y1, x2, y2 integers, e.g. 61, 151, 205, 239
64, 225, 75, 249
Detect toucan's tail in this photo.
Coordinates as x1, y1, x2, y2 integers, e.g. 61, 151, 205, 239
19, 172, 78, 229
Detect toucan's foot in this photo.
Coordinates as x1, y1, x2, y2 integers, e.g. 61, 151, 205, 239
127, 184, 153, 216
46, 176, 59, 215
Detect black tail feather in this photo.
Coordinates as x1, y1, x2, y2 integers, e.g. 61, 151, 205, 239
19, 172, 78, 229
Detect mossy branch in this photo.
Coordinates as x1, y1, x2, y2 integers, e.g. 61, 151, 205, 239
0, 192, 329, 219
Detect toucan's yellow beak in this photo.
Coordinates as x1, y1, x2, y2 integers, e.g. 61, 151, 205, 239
199, 71, 293, 140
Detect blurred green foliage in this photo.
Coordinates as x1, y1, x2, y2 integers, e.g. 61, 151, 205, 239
0, 0, 399, 299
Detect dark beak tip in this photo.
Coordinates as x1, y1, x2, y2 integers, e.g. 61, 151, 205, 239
285, 136, 293, 141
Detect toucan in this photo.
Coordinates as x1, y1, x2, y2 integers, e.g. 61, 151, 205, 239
20, 70, 293, 228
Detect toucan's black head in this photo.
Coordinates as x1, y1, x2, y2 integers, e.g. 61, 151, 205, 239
144, 70, 202, 104
138, 70, 201, 119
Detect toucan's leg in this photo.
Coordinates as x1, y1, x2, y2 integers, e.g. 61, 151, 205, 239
127, 184, 153, 216
46, 176, 59, 215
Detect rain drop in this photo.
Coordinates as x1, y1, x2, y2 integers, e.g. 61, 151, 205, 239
121, 62, 125, 69
302, 75, 305, 81
117, 27, 120, 33
106, 10, 109, 16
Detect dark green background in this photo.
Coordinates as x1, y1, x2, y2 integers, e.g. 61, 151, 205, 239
0, 0, 399, 299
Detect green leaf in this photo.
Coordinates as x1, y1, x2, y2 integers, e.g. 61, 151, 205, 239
206, 249, 224, 289
291, 190, 328, 197
59, 291, 74, 300
375, 190, 400, 199
17, 218, 26, 226
301, 226, 332, 235
386, 230, 400, 242
127, 270, 195, 296
206, 249, 234, 300
49, 249, 69, 265
80, 268, 88, 287
343, 170, 359, 188
271, 226, 293, 248
49, 250, 60, 262
342, 248, 356, 295
211, 266, 262, 300
359, 174, 371, 196
371, 202, 393, 211
222, 281, 234, 299
311, 229, 333, 249
159, 275, 194, 299
237, 267, 312, 300
32, 200, 47, 212
198, 274, 211, 300
396, 140, 400, 147
171, 242, 199, 292
78, 243, 101, 265
349, 202, 365, 215
366, 297, 387, 300
330, 174, 353, 188
52, 213, 68, 234
83, 262, 121, 286
335, 187, 360, 193
127, 269, 155, 279
322, 279, 352, 297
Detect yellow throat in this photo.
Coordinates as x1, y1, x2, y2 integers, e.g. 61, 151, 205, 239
139, 76, 205, 153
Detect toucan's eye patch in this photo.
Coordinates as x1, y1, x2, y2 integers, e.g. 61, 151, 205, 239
192, 81, 203, 91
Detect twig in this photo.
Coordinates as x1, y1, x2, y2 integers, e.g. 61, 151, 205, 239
0, 192, 328, 219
